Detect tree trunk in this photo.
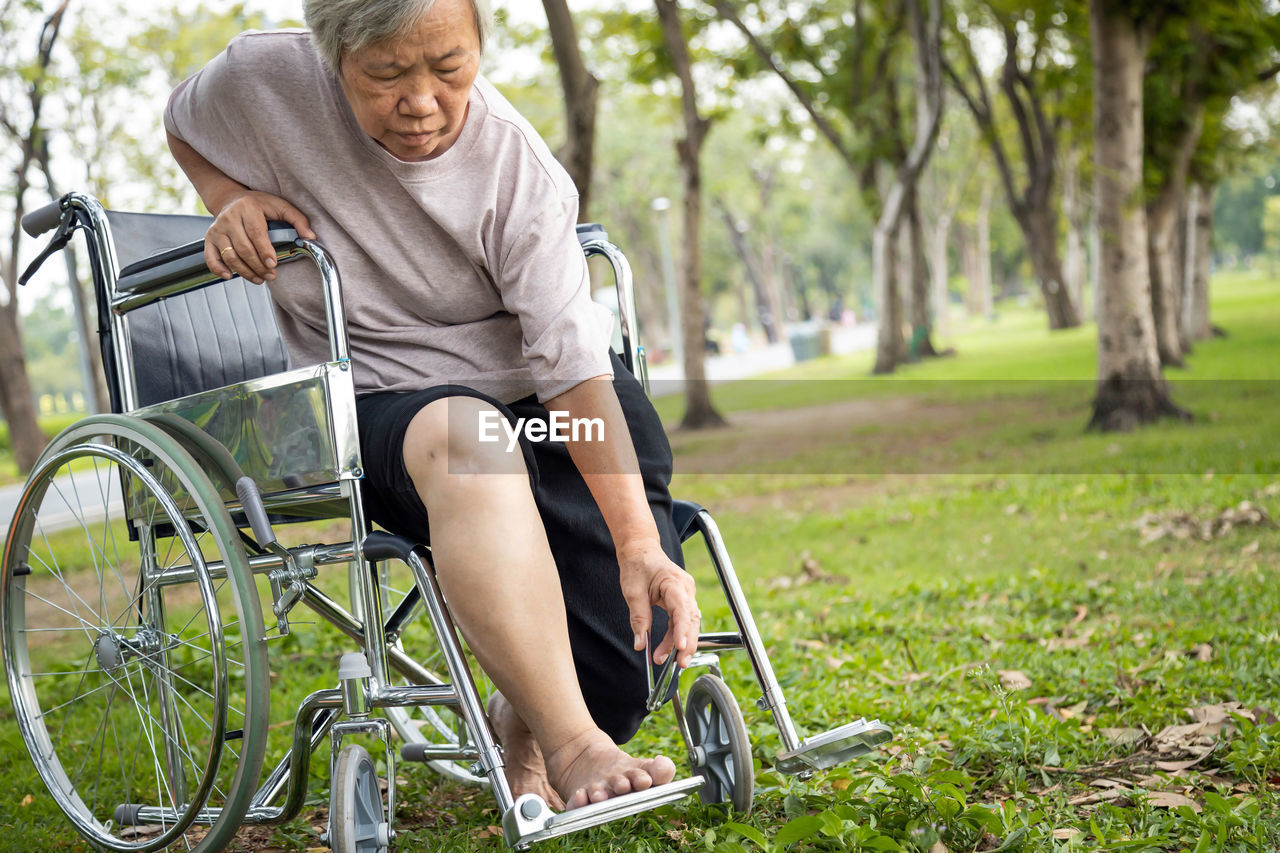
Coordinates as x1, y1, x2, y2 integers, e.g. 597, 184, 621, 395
1184, 181, 1214, 341
1145, 106, 1203, 368
1088, 0, 1187, 431
715, 197, 779, 343
655, 0, 725, 429
1147, 191, 1186, 367
1021, 203, 1081, 329
907, 189, 938, 357
976, 183, 994, 318
931, 209, 951, 335
872, 215, 906, 373
542, 0, 599, 220
1062, 139, 1088, 317
0, 306, 48, 471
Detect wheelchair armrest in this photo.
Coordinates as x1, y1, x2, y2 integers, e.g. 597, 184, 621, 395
116, 221, 301, 295
671, 499, 706, 544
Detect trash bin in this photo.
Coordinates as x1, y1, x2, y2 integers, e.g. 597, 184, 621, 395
788, 323, 821, 362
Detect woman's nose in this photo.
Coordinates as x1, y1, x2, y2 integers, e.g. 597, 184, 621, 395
399, 86, 438, 116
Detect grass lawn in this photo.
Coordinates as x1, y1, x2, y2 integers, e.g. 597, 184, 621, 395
0, 269, 1277, 851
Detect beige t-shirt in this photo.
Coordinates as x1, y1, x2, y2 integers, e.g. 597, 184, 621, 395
165, 30, 614, 403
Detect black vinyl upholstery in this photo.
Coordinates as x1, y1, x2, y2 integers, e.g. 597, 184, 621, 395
104, 210, 292, 408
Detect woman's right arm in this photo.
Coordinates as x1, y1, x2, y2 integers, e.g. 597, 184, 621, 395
167, 130, 316, 284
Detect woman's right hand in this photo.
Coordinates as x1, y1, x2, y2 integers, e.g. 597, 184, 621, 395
204, 190, 316, 284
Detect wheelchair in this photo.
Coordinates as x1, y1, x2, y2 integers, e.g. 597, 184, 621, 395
4, 191, 891, 852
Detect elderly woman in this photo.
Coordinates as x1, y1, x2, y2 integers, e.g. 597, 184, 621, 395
165, 0, 699, 811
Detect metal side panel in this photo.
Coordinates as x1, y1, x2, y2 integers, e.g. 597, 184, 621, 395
125, 362, 361, 519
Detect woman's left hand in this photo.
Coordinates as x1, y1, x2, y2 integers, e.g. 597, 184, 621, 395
618, 539, 699, 669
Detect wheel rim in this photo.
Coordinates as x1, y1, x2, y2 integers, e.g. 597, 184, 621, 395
684, 675, 753, 813
332, 746, 384, 853
2, 418, 268, 852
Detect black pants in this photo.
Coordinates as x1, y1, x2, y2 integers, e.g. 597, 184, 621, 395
355, 352, 682, 743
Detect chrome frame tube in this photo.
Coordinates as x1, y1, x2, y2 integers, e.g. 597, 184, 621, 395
693, 510, 802, 752
141, 527, 191, 811
583, 239, 646, 394
402, 545, 516, 817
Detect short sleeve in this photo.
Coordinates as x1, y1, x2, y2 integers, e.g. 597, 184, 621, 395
164, 35, 279, 193
498, 196, 615, 402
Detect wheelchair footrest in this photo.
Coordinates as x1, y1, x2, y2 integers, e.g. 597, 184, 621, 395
503, 777, 704, 848
774, 718, 894, 775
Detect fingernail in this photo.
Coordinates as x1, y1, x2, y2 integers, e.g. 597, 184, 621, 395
634, 634, 642, 650
266, 258, 276, 268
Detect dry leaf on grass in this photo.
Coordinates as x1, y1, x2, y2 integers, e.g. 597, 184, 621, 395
1146, 791, 1201, 812
1100, 727, 1145, 747
1052, 828, 1082, 840
999, 669, 1032, 690
475, 825, 504, 839
1134, 501, 1275, 545
19, 794, 32, 808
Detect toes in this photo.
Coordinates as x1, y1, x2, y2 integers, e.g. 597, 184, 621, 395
608, 773, 634, 797
625, 767, 654, 792
644, 756, 677, 785
567, 787, 590, 810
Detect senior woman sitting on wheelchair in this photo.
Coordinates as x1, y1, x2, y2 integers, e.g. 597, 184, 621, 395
164, 0, 698, 812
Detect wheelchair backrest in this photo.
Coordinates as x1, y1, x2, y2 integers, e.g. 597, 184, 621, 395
105, 210, 291, 409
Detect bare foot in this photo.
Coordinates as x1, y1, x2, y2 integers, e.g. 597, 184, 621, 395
543, 728, 677, 810
487, 694, 566, 811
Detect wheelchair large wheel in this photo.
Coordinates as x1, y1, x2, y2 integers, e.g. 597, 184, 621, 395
1, 416, 269, 852
684, 674, 754, 814
374, 557, 496, 785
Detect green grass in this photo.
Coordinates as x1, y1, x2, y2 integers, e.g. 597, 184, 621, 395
1, 270, 1278, 851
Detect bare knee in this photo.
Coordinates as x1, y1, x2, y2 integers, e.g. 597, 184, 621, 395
403, 397, 527, 487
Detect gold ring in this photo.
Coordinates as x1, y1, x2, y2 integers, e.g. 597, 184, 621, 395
220, 246, 236, 256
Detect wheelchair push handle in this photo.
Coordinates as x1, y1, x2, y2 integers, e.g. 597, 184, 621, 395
23, 197, 66, 237
235, 476, 278, 548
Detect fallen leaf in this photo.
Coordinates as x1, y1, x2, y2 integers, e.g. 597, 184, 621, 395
831, 778, 851, 790
1242, 539, 1260, 556
1155, 756, 1210, 773
1052, 828, 1082, 839
1189, 643, 1213, 662
999, 669, 1032, 690
929, 842, 949, 853
19, 794, 32, 808
475, 825, 503, 839
1146, 791, 1201, 812
1100, 727, 1145, 747
1089, 778, 1128, 789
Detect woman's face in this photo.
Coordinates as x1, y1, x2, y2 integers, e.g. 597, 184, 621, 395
339, 0, 480, 161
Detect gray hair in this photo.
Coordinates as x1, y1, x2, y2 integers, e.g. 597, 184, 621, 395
305, 0, 492, 74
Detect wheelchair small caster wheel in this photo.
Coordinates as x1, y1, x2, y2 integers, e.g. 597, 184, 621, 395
684, 673, 754, 813
330, 745, 389, 853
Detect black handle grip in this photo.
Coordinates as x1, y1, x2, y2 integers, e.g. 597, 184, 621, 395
22, 199, 65, 237
235, 477, 277, 548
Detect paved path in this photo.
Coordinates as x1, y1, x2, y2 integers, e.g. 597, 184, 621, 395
1, 464, 121, 542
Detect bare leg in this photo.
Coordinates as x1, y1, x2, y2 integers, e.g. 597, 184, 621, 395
403, 398, 676, 809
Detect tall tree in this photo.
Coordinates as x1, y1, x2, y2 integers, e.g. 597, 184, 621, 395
542, 0, 599, 219
714, 0, 944, 374
943, 1, 1083, 331
654, 0, 725, 428
1087, 0, 1186, 430
0, 0, 69, 473
1142, 0, 1280, 367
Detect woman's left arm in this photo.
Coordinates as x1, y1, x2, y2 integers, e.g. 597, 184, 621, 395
546, 376, 700, 669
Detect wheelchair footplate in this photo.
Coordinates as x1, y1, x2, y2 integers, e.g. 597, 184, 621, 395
503, 777, 705, 848
774, 718, 894, 775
